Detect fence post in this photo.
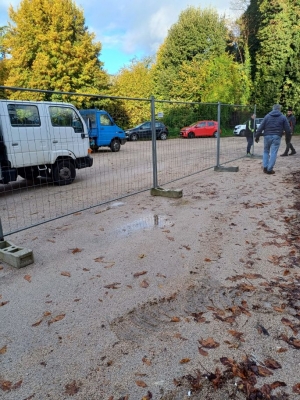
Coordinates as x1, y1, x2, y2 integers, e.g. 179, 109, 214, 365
151, 96, 158, 189
0, 218, 4, 241
252, 104, 258, 156
216, 101, 221, 168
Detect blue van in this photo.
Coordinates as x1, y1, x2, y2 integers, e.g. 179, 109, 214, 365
79, 109, 126, 152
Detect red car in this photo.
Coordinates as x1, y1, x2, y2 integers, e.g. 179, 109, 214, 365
180, 120, 220, 138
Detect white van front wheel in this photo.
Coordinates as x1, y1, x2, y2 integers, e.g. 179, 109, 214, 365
53, 160, 76, 185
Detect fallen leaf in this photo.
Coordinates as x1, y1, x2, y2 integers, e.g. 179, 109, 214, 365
71, 248, 82, 254
142, 357, 151, 366
24, 275, 31, 282
293, 383, 300, 394
199, 337, 220, 349
180, 358, 190, 364
0, 380, 12, 391
139, 254, 146, 258
166, 236, 174, 241
94, 256, 104, 262
104, 283, 121, 289
257, 366, 273, 377
182, 245, 191, 250
156, 273, 166, 278
12, 380, 22, 389
170, 317, 180, 322
264, 358, 282, 369
0, 345, 7, 354
140, 280, 149, 288
276, 347, 288, 353
228, 330, 245, 341
43, 311, 51, 317
32, 318, 43, 327
135, 380, 147, 388
48, 314, 65, 325
47, 239, 55, 243
198, 347, 208, 356
133, 271, 147, 278
61, 271, 71, 277
64, 380, 80, 395
0, 301, 9, 307
83, 268, 90, 271
204, 258, 211, 262
142, 391, 153, 400
271, 381, 287, 389
174, 333, 188, 340
0, 265, 3, 270
281, 317, 298, 334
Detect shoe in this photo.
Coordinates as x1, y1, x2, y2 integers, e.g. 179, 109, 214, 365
289, 150, 296, 155
280, 153, 288, 157
246, 153, 251, 157
263, 167, 267, 173
267, 170, 275, 174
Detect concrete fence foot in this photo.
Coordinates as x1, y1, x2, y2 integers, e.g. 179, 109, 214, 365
0, 240, 34, 268
214, 166, 239, 172
150, 187, 183, 198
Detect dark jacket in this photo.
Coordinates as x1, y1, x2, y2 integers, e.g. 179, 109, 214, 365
245, 118, 257, 137
256, 110, 291, 138
287, 114, 296, 133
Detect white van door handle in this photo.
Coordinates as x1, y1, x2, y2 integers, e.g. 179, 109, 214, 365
12, 142, 18, 146
53, 140, 58, 143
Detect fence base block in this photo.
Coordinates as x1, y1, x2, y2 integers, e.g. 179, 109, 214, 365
250, 154, 262, 159
150, 187, 183, 198
214, 166, 239, 172
0, 240, 34, 268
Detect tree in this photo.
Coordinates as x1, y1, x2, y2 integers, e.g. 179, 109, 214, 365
153, 6, 228, 99
0, 26, 9, 96
3, 0, 108, 104
110, 57, 155, 128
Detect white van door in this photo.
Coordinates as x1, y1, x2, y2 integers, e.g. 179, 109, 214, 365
47, 104, 88, 158
4, 101, 51, 167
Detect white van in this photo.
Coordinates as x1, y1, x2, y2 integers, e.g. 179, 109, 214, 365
0, 100, 93, 185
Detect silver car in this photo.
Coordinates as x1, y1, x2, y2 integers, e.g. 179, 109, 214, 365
233, 118, 264, 136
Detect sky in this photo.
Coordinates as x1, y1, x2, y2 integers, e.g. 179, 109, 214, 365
0, 0, 242, 75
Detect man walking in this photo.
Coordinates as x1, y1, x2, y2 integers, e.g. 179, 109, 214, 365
281, 107, 296, 156
245, 113, 257, 156
255, 104, 291, 174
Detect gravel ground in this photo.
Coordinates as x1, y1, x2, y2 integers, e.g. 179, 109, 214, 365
1, 143, 300, 400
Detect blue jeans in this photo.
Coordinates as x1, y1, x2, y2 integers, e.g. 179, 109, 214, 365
263, 135, 281, 171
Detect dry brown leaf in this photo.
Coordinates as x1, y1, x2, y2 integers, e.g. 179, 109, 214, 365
293, 383, 300, 394
133, 271, 147, 278
276, 347, 288, 353
61, 271, 71, 277
0, 380, 12, 391
142, 356, 151, 366
104, 282, 121, 289
12, 380, 22, 389
179, 358, 190, 364
32, 318, 43, 327
264, 358, 282, 369
0, 301, 9, 307
83, 268, 90, 271
281, 317, 298, 334
65, 380, 80, 395
204, 258, 211, 262
257, 366, 273, 377
166, 236, 174, 241
43, 311, 51, 317
199, 337, 220, 349
48, 314, 65, 325
139, 254, 146, 258
0, 345, 7, 354
0, 265, 3, 270
170, 316, 180, 322
94, 256, 104, 262
182, 245, 191, 250
140, 280, 149, 288
47, 239, 55, 243
198, 347, 208, 356
135, 380, 147, 388
156, 273, 166, 278
24, 275, 31, 282
71, 248, 82, 254
174, 333, 188, 341
273, 306, 285, 313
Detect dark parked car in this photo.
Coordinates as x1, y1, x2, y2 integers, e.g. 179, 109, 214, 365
125, 121, 168, 141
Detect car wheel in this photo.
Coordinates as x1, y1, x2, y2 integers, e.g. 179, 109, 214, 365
53, 160, 76, 185
213, 131, 218, 138
188, 132, 195, 138
130, 133, 139, 141
240, 129, 246, 137
159, 132, 168, 140
110, 139, 121, 152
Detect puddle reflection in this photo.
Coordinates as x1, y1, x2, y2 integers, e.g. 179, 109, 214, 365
119, 214, 173, 235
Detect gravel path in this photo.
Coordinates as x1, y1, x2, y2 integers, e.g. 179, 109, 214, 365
1, 144, 300, 400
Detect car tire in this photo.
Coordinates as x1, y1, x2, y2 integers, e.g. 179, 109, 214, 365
213, 131, 218, 138
159, 132, 168, 140
53, 160, 76, 186
110, 139, 121, 152
239, 129, 246, 137
188, 132, 195, 138
130, 133, 138, 141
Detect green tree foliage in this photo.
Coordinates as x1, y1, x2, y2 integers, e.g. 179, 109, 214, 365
243, 0, 300, 113
0, 26, 9, 97
171, 53, 251, 104
110, 57, 154, 128
153, 6, 229, 99
3, 0, 108, 104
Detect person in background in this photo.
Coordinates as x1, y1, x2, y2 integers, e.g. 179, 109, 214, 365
255, 104, 291, 175
281, 107, 296, 156
245, 113, 257, 156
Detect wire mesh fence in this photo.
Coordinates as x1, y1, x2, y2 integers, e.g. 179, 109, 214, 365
0, 87, 260, 236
